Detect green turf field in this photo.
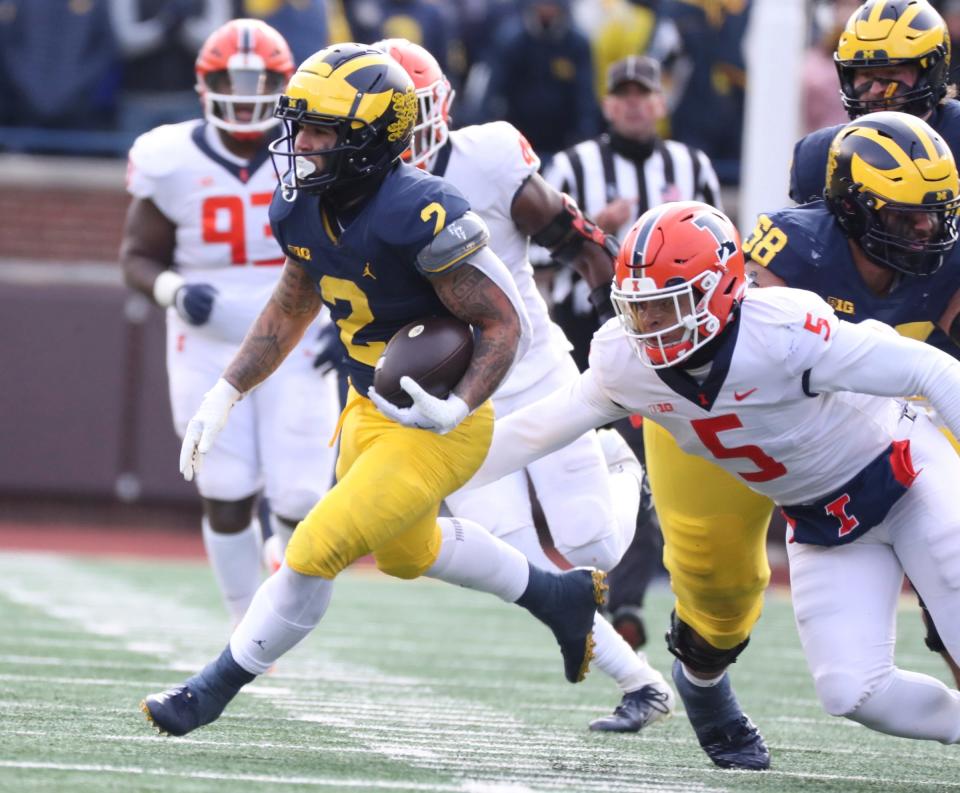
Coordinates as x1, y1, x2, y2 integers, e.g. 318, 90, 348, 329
0, 550, 957, 793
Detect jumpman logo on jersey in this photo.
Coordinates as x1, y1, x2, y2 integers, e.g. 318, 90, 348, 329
252, 639, 266, 650
362, 262, 377, 279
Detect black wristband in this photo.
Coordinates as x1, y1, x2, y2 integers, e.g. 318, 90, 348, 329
588, 284, 615, 324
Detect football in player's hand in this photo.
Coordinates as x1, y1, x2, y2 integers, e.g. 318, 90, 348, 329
373, 316, 474, 408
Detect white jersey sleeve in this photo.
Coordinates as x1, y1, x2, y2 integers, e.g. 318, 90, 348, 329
461, 120, 541, 195
126, 123, 190, 209
745, 286, 841, 378
465, 364, 626, 490
808, 316, 960, 440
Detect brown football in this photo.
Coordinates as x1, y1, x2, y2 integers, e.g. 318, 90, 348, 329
373, 316, 474, 408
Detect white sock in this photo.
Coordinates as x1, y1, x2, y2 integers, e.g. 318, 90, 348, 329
848, 668, 960, 743
499, 523, 558, 571
201, 517, 262, 624
591, 615, 667, 693
607, 469, 640, 553
425, 517, 529, 603
230, 562, 334, 675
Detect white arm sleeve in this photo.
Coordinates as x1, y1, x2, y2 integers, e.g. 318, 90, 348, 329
808, 318, 960, 439
466, 368, 628, 489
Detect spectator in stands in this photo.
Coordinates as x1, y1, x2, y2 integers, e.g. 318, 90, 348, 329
342, 0, 456, 73
479, 0, 600, 160
108, 0, 231, 135
650, 0, 749, 182
232, 0, 329, 66
586, 0, 660, 103
0, 0, 119, 130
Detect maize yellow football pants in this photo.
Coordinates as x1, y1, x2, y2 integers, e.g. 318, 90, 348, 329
643, 419, 774, 649
286, 387, 494, 580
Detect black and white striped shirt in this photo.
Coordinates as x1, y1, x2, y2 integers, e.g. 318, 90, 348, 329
538, 132, 721, 310
545, 133, 722, 240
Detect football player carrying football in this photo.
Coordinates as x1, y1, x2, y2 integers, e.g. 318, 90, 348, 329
120, 20, 340, 626
472, 200, 960, 754
380, 38, 674, 734
140, 44, 608, 738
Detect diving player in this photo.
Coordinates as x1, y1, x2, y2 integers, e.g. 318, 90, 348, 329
120, 19, 339, 626
471, 200, 960, 752
140, 43, 607, 738
380, 38, 674, 733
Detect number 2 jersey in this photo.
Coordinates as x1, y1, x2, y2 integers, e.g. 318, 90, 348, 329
745, 201, 960, 348
268, 162, 471, 394
126, 119, 290, 344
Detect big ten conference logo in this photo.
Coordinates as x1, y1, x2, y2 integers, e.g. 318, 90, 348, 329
288, 244, 312, 260
648, 402, 674, 414
826, 296, 855, 315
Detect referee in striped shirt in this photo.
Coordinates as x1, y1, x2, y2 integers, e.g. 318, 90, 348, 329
538, 54, 723, 657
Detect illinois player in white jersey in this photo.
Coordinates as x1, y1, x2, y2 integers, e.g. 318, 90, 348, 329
469, 201, 960, 765
379, 38, 674, 733
120, 19, 339, 625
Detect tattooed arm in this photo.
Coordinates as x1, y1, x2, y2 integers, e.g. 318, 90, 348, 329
428, 249, 523, 411
223, 257, 322, 392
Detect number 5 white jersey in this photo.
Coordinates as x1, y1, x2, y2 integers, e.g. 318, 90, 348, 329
473, 285, 960, 510
586, 286, 948, 506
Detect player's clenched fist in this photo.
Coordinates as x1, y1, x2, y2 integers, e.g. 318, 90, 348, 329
179, 378, 242, 481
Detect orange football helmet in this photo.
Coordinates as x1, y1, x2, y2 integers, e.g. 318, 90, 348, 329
195, 19, 294, 140
612, 201, 746, 368
375, 38, 453, 167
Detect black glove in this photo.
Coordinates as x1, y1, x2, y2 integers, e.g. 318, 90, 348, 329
588, 283, 616, 324
174, 283, 217, 326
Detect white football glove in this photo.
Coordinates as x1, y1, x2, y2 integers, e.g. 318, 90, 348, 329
179, 378, 242, 481
367, 376, 469, 435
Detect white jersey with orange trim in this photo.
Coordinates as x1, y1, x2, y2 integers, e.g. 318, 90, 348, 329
472, 286, 960, 507
126, 119, 337, 507
127, 119, 297, 345
441, 121, 572, 402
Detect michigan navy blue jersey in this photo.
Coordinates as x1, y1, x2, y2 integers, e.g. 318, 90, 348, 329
743, 202, 960, 349
788, 100, 960, 205
270, 164, 471, 392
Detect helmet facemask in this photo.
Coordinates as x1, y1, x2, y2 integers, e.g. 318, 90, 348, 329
407, 79, 453, 168
837, 53, 948, 118
853, 191, 960, 275
200, 64, 287, 139
613, 272, 725, 368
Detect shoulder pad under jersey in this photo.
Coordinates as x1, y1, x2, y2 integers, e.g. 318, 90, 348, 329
416, 210, 490, 275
